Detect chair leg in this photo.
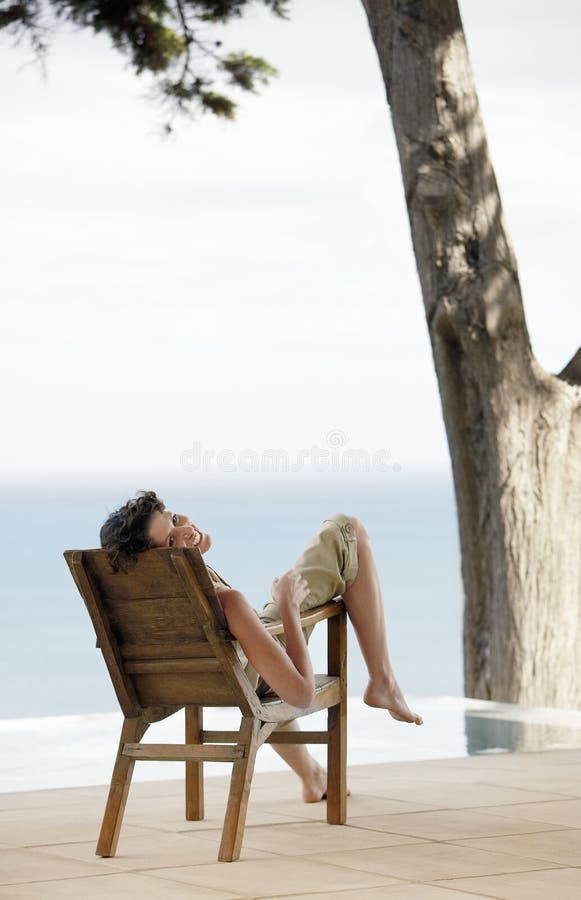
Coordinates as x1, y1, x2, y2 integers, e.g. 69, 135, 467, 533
218, 717, 260, 862
185, 705, 204, 821
327, 610, 347, 824
96, 715, 149, 857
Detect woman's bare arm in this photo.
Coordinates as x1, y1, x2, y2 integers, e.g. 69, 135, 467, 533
216, 571, 315, 708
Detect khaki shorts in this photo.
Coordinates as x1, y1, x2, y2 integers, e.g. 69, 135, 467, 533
244, 513, 358, 694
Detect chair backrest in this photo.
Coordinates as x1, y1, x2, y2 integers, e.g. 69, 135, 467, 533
64, 547, 262, 719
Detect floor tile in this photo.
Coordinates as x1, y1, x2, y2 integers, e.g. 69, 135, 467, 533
0, 847, 105, 885
344, 779, 568, 809
0, 806, 145, 847
128, 779, 195, 799
351, 768, 498, 788
479, 798, 581, 828
453, 827, 581, 866
0, 787, 105, 812
124, 793, 226, 820
196, 820, 425, 856
145, 856, 403, 896
0, 871, 243, 899
1, 750, 580, 899
127, 802, 310, 833
38, 829, 273, 869
435, 866, 581, 899
349, 808, 566, 841
265, 885, 494, 900
131, 814, 226, 834
469, 771, 581, 797
260, 793, 436, 821
310, 841, 556, 881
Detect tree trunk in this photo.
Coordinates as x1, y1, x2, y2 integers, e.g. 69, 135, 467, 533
362, 0, 581, 707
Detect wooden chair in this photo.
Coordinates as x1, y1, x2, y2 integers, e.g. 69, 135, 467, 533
64, 546, 347, 862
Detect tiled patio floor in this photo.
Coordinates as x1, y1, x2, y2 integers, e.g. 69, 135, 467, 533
1, 749, 581, 899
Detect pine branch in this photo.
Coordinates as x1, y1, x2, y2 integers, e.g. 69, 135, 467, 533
0, 0, 288, 125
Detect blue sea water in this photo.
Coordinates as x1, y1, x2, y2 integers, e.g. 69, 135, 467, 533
0, 473, 464, 719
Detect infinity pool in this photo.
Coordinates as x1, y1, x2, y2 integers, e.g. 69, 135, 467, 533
2, 696, 581, 793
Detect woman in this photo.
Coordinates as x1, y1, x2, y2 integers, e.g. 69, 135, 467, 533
101, 491, 422, 803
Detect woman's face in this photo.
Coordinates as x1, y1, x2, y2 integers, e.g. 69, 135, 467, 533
147, 510, 212, 554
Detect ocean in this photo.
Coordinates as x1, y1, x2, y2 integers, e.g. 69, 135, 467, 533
0, 472, 464, 720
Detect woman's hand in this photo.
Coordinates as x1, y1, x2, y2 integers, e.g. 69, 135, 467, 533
271, 569, 310, 612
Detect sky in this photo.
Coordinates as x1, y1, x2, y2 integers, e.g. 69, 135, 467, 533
1, 0, 579, 484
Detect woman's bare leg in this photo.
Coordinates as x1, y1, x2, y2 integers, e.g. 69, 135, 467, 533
269, 721, 352, 802
270, 721, 327, 802
266, 513, 421, 796
344, 517, 423, 725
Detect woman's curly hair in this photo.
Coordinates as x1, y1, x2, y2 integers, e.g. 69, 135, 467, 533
100, 490, 165, 573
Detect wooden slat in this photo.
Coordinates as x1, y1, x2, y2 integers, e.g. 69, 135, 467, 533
122, 743, 244, 761
219, 718, 260, 861
120, 641, 214, 660
185, 706, 204, 821
96, 715, 149, 857
201, 730, 255, 743
64, 551, 141, 718
327, 609, 348, 825
85, 549, 189, 600
202, 730, 329, 744
131, 672, 241, 707
124, 658, 222, 675
267, 730, 328, 744
265, 600, 345, 636
103, 595, 207, 646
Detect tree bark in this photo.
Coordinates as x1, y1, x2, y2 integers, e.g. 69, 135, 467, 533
362, 0, 581, 707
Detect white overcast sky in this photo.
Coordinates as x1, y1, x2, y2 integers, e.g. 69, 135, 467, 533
1, 0, 579, 483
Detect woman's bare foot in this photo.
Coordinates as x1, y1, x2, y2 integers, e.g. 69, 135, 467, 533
364, 676, 423, 725
302, 761, 327, 802
300, 761, 351, 803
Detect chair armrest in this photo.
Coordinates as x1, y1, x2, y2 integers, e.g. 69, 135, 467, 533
264, 600, 345, 637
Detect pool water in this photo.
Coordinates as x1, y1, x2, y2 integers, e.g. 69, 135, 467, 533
2, 696, 581, 794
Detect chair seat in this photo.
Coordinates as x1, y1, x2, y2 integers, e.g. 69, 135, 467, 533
258, 675, 341, 723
